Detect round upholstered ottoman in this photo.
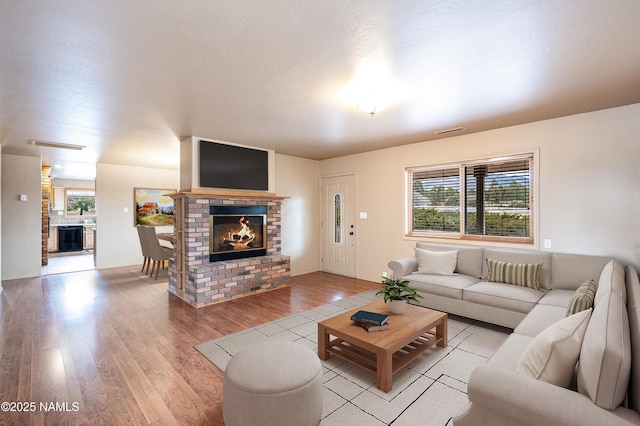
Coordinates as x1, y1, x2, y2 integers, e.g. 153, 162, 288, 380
223, 340, 323, 426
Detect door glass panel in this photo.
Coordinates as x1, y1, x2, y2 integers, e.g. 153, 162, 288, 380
334, 193, 342, 244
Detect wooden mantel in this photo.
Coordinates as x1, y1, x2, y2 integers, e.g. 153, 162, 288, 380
170, 188, 288, 201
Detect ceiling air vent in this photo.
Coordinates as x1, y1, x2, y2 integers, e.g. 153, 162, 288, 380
435, 127, 465, 135
29, 139, 86, 151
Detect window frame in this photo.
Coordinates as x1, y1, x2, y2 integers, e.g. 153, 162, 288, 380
406, 153, 535, 244
333, 192, 343, 244
65, 188, 97, 217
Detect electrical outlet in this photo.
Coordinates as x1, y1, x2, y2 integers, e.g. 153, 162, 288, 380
543, 239, 552, 249
382, 271, 388, 278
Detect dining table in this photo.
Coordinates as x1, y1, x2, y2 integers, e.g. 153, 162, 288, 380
156, 233, 175, 246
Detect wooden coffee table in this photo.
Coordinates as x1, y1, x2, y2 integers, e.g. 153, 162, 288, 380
318, 299, 447, 392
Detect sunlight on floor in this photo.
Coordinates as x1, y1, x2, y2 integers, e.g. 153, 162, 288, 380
42, 252, 95, 275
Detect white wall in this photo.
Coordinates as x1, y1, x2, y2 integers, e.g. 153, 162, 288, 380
319, 104, 640, 282
95, 163, 179, 269
275, 153, 321, 276
1, 154, 42, 279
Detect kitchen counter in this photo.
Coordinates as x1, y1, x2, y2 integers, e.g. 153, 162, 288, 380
48, 224, 96, 252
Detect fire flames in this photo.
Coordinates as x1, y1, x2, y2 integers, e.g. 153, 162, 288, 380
221, 216, 256, 249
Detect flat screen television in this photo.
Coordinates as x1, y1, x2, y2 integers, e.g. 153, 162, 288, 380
199, 140, 269, 191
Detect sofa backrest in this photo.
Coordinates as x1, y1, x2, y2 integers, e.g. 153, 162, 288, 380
625, 265, 640, 412
550, 253, 613, 290
482, 248, 552, 289
577, 259, 631, 411
416, 242, 483, 278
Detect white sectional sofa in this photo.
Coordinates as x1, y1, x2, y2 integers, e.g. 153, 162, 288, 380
388, 242, 640, 425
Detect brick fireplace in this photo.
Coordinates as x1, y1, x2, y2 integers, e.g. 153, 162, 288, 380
168, 190, 291, 307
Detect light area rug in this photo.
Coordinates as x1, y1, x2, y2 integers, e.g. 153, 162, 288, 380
195, 290, 509, 425
130, 268, 169, 284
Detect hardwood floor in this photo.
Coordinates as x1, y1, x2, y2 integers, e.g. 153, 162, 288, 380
0, 268, 378, 425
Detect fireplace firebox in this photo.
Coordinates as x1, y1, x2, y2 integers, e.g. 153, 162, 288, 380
209, 205, 267, 261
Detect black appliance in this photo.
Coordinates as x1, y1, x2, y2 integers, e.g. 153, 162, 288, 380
58, 226, 83, 252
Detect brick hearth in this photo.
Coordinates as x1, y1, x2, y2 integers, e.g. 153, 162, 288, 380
168, 190, 291, 307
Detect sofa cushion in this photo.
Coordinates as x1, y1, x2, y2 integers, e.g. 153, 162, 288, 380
416, 242, 484, 278
463, 281, 545, 314
515, 308, 591, 388
566, 279, 597, 316
488, 333, 533, 370
482, 249, 552, 289
404, 273, 479, 300
625, 265, 640, 413
513, 304, 567, 338
550, 253, 612, 290
537, 289, 575, 308
486, 258, 543, 290
414, 248, 458, 275
577, 259, 631, 410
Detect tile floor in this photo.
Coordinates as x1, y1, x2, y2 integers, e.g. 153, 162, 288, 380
42, 251, 95, 275
196, 290, 510, 425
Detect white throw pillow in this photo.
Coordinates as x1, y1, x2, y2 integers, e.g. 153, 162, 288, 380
515, 308, 592, 388
414, 248, 458, 275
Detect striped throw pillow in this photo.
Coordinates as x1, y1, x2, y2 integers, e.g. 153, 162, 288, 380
486, 258, 543, 290
566, 279, 597, 316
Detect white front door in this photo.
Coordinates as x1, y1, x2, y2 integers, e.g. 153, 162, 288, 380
321, 174, 356, 277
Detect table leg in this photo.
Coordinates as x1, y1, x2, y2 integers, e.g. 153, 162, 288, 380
318, 324, 330, 360
377, 350, 393, 392
436, 316, 448, 348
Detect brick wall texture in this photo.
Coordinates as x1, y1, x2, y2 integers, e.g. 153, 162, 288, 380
169, 196, 291, 307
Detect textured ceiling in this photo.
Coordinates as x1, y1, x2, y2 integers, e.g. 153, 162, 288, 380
1, 1, 639, 179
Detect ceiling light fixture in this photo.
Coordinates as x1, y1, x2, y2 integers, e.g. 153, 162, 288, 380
342, 59, 403, 117
29, 139, 86, 151
356, 93, 379, 116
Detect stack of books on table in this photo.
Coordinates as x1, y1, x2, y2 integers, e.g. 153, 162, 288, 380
350, 310, 390, 332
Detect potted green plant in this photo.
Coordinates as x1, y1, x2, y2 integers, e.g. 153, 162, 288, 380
376, 276, 423, 314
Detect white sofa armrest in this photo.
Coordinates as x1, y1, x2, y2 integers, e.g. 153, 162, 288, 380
388, 257, 418, 279
454, 365, 639, 426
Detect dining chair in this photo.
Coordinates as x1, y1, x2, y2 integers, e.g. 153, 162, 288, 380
143, 226, 175, 280
136, 226, 151, 274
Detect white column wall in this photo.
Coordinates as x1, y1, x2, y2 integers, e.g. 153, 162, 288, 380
1, 154, 42, 279
275, 153, 321, 276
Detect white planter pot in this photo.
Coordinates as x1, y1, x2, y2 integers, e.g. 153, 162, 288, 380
389, 299, 406, 314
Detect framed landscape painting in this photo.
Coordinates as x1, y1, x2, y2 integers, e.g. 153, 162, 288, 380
134, 188, 176, 226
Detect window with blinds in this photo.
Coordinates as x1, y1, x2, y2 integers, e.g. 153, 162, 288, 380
409, 165, 461, 234
406, 153, 534, 243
